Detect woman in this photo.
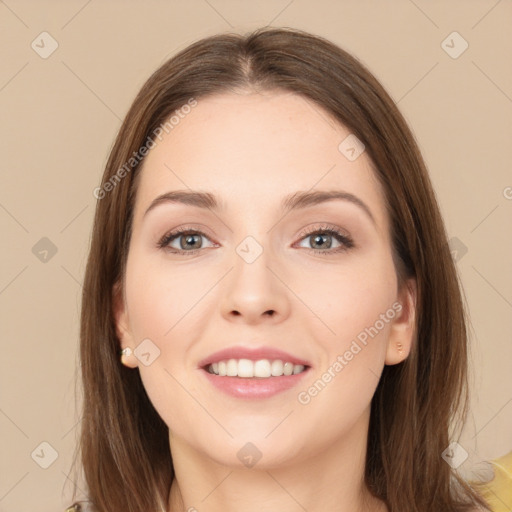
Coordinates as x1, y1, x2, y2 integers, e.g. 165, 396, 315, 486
66, 27, 495, 511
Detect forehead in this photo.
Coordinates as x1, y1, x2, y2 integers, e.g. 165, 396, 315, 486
133, 91, 387, 226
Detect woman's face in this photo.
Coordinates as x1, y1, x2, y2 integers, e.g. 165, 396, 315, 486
114, 90, 415, 469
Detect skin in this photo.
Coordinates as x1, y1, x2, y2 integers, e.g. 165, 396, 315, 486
114, 90, 417, 512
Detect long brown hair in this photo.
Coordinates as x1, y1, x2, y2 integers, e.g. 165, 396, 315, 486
67, 27, 491, 512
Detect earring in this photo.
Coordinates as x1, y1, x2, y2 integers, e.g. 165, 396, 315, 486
120, 347, 132, 357
120, 347, 137, 369
396, 342, 404, 353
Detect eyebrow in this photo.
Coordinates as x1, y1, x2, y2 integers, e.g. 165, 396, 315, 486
143, 189, 375, 225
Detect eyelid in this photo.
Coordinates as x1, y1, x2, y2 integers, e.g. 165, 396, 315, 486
293, 223, 355, 253
157, 224, 218, 249
295, 222, 351, 240
157, 222, 355, 255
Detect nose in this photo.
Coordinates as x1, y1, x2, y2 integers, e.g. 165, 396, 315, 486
220, 244, 291, 325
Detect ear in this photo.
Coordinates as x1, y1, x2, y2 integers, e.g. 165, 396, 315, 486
112, 280, 138, 369
385, 277, 417, 365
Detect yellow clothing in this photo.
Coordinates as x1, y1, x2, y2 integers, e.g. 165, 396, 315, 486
472, 451, 512, 512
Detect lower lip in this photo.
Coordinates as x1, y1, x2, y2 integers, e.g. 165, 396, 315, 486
200, 367, 310, 399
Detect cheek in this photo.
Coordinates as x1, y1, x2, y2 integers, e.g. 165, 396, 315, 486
123, 259, 210, 434
294, 274, 396, 439
292, 249, 396, 403
280, 249, 397, 415
293, 247, 398, 346
124, 251, 208, 343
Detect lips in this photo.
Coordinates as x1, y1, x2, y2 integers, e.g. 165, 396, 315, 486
197, 345, 311, 369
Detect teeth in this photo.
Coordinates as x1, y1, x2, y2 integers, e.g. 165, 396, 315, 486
206, 359, 306, 378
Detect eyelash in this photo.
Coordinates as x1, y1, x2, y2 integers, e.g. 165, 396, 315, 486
157, 224, 355, 256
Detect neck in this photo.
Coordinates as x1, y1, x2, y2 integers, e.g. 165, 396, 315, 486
167, 407, 388, 512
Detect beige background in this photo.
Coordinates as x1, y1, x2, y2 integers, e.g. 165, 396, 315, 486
1, 1, 511, 511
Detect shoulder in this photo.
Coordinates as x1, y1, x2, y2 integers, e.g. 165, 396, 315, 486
468, 450, 512, 512
65, 504, 83, 511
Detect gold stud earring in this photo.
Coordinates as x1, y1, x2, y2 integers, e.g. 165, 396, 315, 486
396, 342, 404, 353
120, 347, 136, 368
120, 347, 132, 358
120, 347, 135, 367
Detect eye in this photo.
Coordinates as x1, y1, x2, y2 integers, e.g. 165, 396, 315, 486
295, 224, 354, 255
157, 227, 217, 255
157, 223, 354, 256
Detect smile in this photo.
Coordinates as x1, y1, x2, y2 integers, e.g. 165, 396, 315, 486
201, 359, 311, 399
206, 358, 307, 378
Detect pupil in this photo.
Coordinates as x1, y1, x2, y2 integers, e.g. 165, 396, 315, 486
182, 234, 200, 249
312, 234, 331, 249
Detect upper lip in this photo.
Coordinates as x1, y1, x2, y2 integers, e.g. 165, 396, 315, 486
197, 346, 311, 369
